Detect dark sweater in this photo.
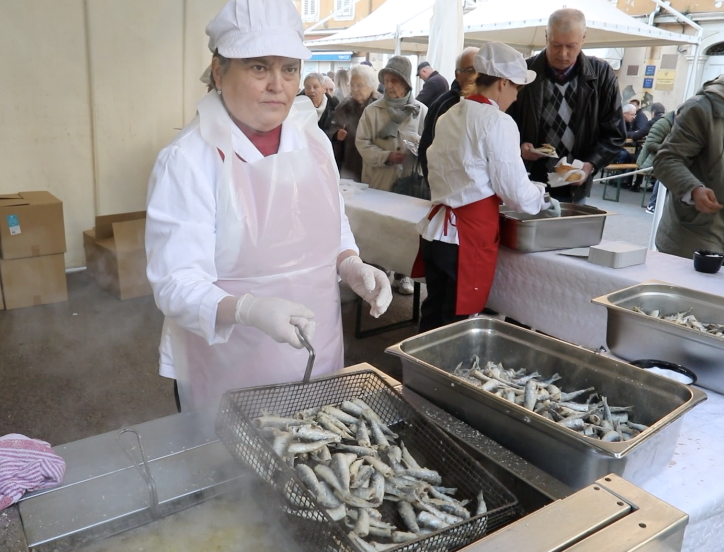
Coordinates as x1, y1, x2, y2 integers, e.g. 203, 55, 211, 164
419, 80, 462, 179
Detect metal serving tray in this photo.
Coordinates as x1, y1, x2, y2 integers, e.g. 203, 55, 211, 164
499, 203, 613, 252
592, 280, 724, 394
385, 317, 706, 490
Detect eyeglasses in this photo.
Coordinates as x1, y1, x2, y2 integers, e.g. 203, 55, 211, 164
455, 67, 477, 75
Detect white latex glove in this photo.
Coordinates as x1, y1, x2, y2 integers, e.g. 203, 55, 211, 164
235, 294, 315, 349
541, 197, 562, 218
338, 256, 393, 318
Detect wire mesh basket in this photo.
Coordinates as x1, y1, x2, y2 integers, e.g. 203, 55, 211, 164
215, 369, 519, 552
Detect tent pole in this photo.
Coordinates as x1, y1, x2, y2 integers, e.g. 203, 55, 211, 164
683, 36, 702, 100
648, 185, 667, 251
395, 23, 401, 56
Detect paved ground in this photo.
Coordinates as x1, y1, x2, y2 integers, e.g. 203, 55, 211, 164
587, 178, 656, 247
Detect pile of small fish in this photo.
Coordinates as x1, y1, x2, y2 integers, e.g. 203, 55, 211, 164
452, 357, 649, 443
253, 398, 487, 552
633, 306, 724, 337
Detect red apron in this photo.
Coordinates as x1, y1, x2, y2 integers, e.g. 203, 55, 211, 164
411, 94, 502, 315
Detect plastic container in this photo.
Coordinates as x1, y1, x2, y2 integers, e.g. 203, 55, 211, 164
588, 242, 647, 269
693, 249, 724, 274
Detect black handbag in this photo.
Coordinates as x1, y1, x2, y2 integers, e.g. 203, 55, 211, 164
391, 158, 430, 200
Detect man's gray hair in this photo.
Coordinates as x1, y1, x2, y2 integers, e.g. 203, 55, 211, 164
350, 64, 377, 89
622, 103, 636, 115
304, 72, 326, 87
547, 8, 586, 35
455, 46, 480, 70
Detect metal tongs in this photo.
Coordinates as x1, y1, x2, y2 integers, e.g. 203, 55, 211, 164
116, 428, 161, 519
295, 325, 316, 383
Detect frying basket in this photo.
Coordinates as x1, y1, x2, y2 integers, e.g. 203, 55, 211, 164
215, 370, 519, 552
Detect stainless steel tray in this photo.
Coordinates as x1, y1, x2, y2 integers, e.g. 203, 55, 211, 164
499, 203, 613, 252
385, 317, 706, 490
592, 280, 724, 394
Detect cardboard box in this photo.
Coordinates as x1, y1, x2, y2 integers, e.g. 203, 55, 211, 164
0, 254, 68, 309
93, 211, 152, 300
588, 242, 648, 269
83, 228, 99, 278
0, 191, 66, 260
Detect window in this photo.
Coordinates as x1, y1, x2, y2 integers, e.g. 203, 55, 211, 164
707, 42, 724, 56
334, 0, 354, 20
302, 0, 319, 22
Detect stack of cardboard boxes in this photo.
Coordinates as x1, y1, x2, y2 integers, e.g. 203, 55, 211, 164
83, 211, 152, 300
0, 191, 68, 310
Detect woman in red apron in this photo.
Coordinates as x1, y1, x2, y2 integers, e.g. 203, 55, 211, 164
145, 0, 392, 411
414, 42, 560, 332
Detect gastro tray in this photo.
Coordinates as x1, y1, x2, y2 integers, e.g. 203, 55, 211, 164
386, 317, 706, 490
215, 370, 519, 552
499, 203, 613, 252
592, 280, 724, 394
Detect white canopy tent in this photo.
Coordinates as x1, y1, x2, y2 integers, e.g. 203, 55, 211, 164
425, 0, 464, 84
461, 0, 699, 50
306, 0, 699, 54
303, 0, 434, 54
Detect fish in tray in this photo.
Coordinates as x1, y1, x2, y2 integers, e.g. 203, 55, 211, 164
253, 398, 487, 551
452, 357, 648, 442
633, 306, 724, 338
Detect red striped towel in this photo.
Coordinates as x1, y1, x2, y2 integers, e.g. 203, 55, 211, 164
0, 434, 66, 510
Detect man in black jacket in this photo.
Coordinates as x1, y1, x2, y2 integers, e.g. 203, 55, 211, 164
507, 8, 625, 203
416, 62, 450, 107
629, 102, 665, 142
419, 47, 479, 180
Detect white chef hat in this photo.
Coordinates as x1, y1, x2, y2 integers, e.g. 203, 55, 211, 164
473, 42, 536, 86
206, 0, 312, 60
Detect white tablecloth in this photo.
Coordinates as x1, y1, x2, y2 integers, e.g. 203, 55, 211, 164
638, 388, 724, 552
487, 247, 724, 351
342, 187, 724, 552
344, 187, 430, 276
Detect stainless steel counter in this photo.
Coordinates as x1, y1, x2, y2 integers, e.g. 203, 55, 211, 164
4, 364, 686, 552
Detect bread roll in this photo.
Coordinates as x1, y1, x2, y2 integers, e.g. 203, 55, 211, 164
537, 143, 556, 155
555, 164, 576, 174
565, 171, 582, 182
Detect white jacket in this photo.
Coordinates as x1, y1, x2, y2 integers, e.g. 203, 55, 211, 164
355, 96, 428, 192
420, 99, 547, 243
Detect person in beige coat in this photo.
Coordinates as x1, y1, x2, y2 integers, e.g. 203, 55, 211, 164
355, 56, 427, 295
356, 56, 428, 193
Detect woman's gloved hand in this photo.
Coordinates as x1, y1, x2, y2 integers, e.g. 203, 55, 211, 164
338, 256, 393, 318
235, 294, 315, 349
541, 197, 562, 218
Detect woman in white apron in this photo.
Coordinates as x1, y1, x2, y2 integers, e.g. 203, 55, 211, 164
145, 0, 392, 412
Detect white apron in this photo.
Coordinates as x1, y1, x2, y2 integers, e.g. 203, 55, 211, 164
168, 93, 343, 411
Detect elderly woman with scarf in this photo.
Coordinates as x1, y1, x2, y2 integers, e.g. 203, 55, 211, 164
356, 56, 428, 192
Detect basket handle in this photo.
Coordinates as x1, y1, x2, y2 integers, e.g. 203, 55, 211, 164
295, 325, 316, 384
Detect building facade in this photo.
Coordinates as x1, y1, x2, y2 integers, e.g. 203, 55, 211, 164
614, 1, 724, 111
295, 0, 388, 74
